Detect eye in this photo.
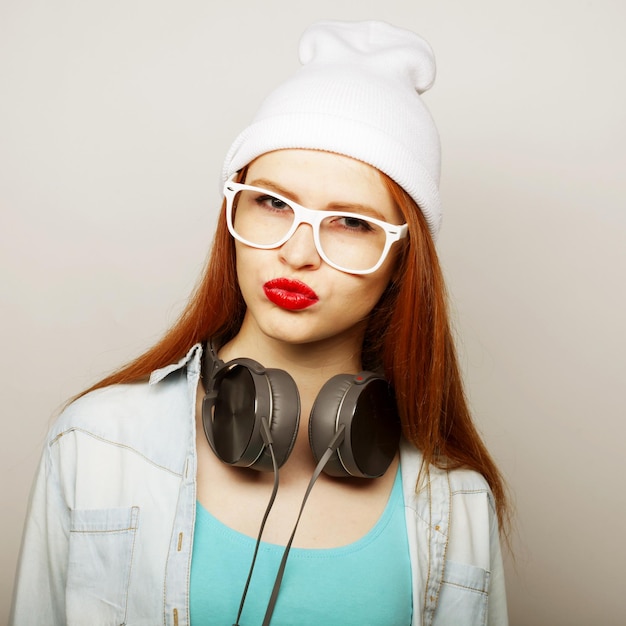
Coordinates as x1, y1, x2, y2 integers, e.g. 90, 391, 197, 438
337, 215, 375, 232
256, 194, 291, 212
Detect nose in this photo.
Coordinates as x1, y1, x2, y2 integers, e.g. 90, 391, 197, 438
278, 223, 322, 271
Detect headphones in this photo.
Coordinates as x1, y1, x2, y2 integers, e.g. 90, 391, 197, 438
201, 341, 400, 479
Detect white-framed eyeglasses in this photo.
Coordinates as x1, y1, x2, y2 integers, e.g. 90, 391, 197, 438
223, 176, 408, 275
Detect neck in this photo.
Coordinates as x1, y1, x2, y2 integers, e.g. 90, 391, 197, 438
209, 321, 370, 479
217, 322, 365, 401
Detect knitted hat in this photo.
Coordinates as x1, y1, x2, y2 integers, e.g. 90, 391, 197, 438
222, 20, 442, 237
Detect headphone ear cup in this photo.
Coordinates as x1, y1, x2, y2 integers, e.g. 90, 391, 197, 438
309, 372, 400, 478
208, 364, 264, 467
309, 375, 354, 477
205, 360, 300, 471
252, 368, 300, 471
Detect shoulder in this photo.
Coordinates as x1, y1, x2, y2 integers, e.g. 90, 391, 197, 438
399, 439, 493, 508
47, 366, 194, 471
54, 370, 182, 430
448, 466, 495, 513
399, 440, 497, 561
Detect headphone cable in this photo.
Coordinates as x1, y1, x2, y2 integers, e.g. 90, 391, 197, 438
233, 417, 279, 626
261, 424, 346, 626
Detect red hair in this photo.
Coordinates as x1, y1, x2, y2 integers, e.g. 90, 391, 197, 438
77, 169, 509, 532
374, 176, 509, 533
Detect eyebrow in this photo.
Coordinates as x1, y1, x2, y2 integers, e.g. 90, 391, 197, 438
247, 178, 387, 221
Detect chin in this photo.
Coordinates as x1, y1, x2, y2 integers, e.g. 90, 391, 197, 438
269, 323, 365, 350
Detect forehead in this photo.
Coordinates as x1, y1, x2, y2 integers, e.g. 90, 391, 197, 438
245, 149, 402, 222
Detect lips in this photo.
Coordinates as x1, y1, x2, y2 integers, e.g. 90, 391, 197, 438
263, 278, 319, 311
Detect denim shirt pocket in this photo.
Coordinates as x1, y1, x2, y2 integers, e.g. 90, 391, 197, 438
66, 506, 140, 626
433, 560, 490, 626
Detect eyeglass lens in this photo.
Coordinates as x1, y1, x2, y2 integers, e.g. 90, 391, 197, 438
231, 189, 389, 272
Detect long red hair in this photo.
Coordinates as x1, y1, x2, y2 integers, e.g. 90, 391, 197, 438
77, 168, 509, 532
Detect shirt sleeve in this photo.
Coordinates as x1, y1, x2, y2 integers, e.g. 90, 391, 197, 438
487, 500, 509, 626
9, 439, 70, 625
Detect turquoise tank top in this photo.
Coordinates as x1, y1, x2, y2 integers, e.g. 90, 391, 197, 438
189, 467, 412, 625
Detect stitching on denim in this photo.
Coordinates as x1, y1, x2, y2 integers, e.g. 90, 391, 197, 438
70, 528, 136, 534
412, 506, 447, 536
51, 427, 183, 478
184, 463, 197, 625
450, 488, 496, 515
122, 506, 140, 624
163, 460, 193, 626
70, 506, 141, 534
441, 579, 488, 595
421, 469, 432, 626
432, 472, 452, 610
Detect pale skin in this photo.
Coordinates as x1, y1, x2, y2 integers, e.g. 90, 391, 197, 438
195, 149, 404, 548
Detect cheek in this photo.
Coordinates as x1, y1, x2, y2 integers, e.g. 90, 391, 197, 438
369, 256, 398, 298
233, 245, 262, 301
342, 272, 393, 315
368, 277, 392, 309
358, 263, 397, 314
234, 242, 265, 274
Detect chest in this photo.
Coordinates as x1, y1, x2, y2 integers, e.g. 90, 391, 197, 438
196, 431, 399, 548
190, 479, 412, 626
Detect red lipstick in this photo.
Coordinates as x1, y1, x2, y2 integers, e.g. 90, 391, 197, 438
263, 278, 319, 311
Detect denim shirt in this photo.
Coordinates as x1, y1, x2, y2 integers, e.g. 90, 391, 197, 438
10, 344, 508, 626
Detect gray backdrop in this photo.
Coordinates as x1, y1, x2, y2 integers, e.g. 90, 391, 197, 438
2, 1, 625, 624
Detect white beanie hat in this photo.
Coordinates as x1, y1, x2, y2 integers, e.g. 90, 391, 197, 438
222, 20, 442, 237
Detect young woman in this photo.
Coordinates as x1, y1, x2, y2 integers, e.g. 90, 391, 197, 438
10, 20, 509, 626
